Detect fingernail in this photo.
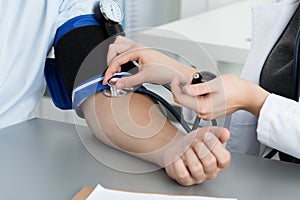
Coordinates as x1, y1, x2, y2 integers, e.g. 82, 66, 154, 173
205, 132, 213, 142
116, 82, 124, 89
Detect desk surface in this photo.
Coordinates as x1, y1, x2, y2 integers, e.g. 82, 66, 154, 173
140, 0, 271, 65
0, 119, 300, 200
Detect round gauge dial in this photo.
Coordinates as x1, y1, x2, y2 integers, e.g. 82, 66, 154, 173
99, 0, 124, 23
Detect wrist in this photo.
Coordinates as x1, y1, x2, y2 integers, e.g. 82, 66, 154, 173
244, 81, 270, 117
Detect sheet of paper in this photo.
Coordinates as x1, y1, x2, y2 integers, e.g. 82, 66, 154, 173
86, 184, 236, 200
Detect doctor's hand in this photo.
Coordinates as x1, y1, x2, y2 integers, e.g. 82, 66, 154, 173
165, 127, 231, 186
103, 36, 196, 88
171, 74, 270, 119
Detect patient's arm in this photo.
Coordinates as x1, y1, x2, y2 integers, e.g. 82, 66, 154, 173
81, 92, 231, 186
50, 14, 230, 185
81, 91, 180, 164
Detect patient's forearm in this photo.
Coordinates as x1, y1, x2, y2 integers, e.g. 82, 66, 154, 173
81, 92, 184, 166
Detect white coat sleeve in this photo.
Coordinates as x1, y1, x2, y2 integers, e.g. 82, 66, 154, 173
257, 94, 300, 158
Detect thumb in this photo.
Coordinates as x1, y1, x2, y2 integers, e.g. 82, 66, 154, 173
194, 127, 230, 144
182, 77, 221, 97
209, 127, 230, 143
116, 73, 144, 89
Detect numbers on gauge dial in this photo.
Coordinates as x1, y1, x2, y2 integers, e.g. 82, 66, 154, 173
100, 0, 123, 23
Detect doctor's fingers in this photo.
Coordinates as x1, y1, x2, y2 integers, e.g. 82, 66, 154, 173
171, 76, 196, 105
103, 51, 141, 84
107, 36, 146, 65
107, 36, 137, 63
171, 78, 213, 118
183, 78, 221, 97
107, 43, 135, 65
114, 73, 145, 89
114, 35, 137, 44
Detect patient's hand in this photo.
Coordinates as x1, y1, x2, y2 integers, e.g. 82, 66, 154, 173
164, 127, 231, 186
83, 78, 230, 187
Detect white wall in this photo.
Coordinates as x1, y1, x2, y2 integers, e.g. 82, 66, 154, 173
121, 0, 246, 30
208, 0, 241, 9
180, 0, 245, 18
180, 0, 207, 18
123, 0, 180, 30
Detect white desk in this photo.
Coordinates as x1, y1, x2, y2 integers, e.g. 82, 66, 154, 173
140, 0, 271, 67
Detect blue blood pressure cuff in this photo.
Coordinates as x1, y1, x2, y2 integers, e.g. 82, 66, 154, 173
72, 71, 132, 117
44, 14, 137, 117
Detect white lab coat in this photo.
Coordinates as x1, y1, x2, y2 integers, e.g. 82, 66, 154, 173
0, 0, 96, 129
227, 0, 300, 158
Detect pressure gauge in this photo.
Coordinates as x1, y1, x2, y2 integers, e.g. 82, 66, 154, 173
99, 0, 123, 23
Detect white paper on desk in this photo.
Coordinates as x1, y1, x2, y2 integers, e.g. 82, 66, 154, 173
86, 184, 236, 200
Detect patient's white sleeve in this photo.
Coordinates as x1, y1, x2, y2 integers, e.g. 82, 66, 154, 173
257, 94, 300, 158
57, 0, 97, 27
